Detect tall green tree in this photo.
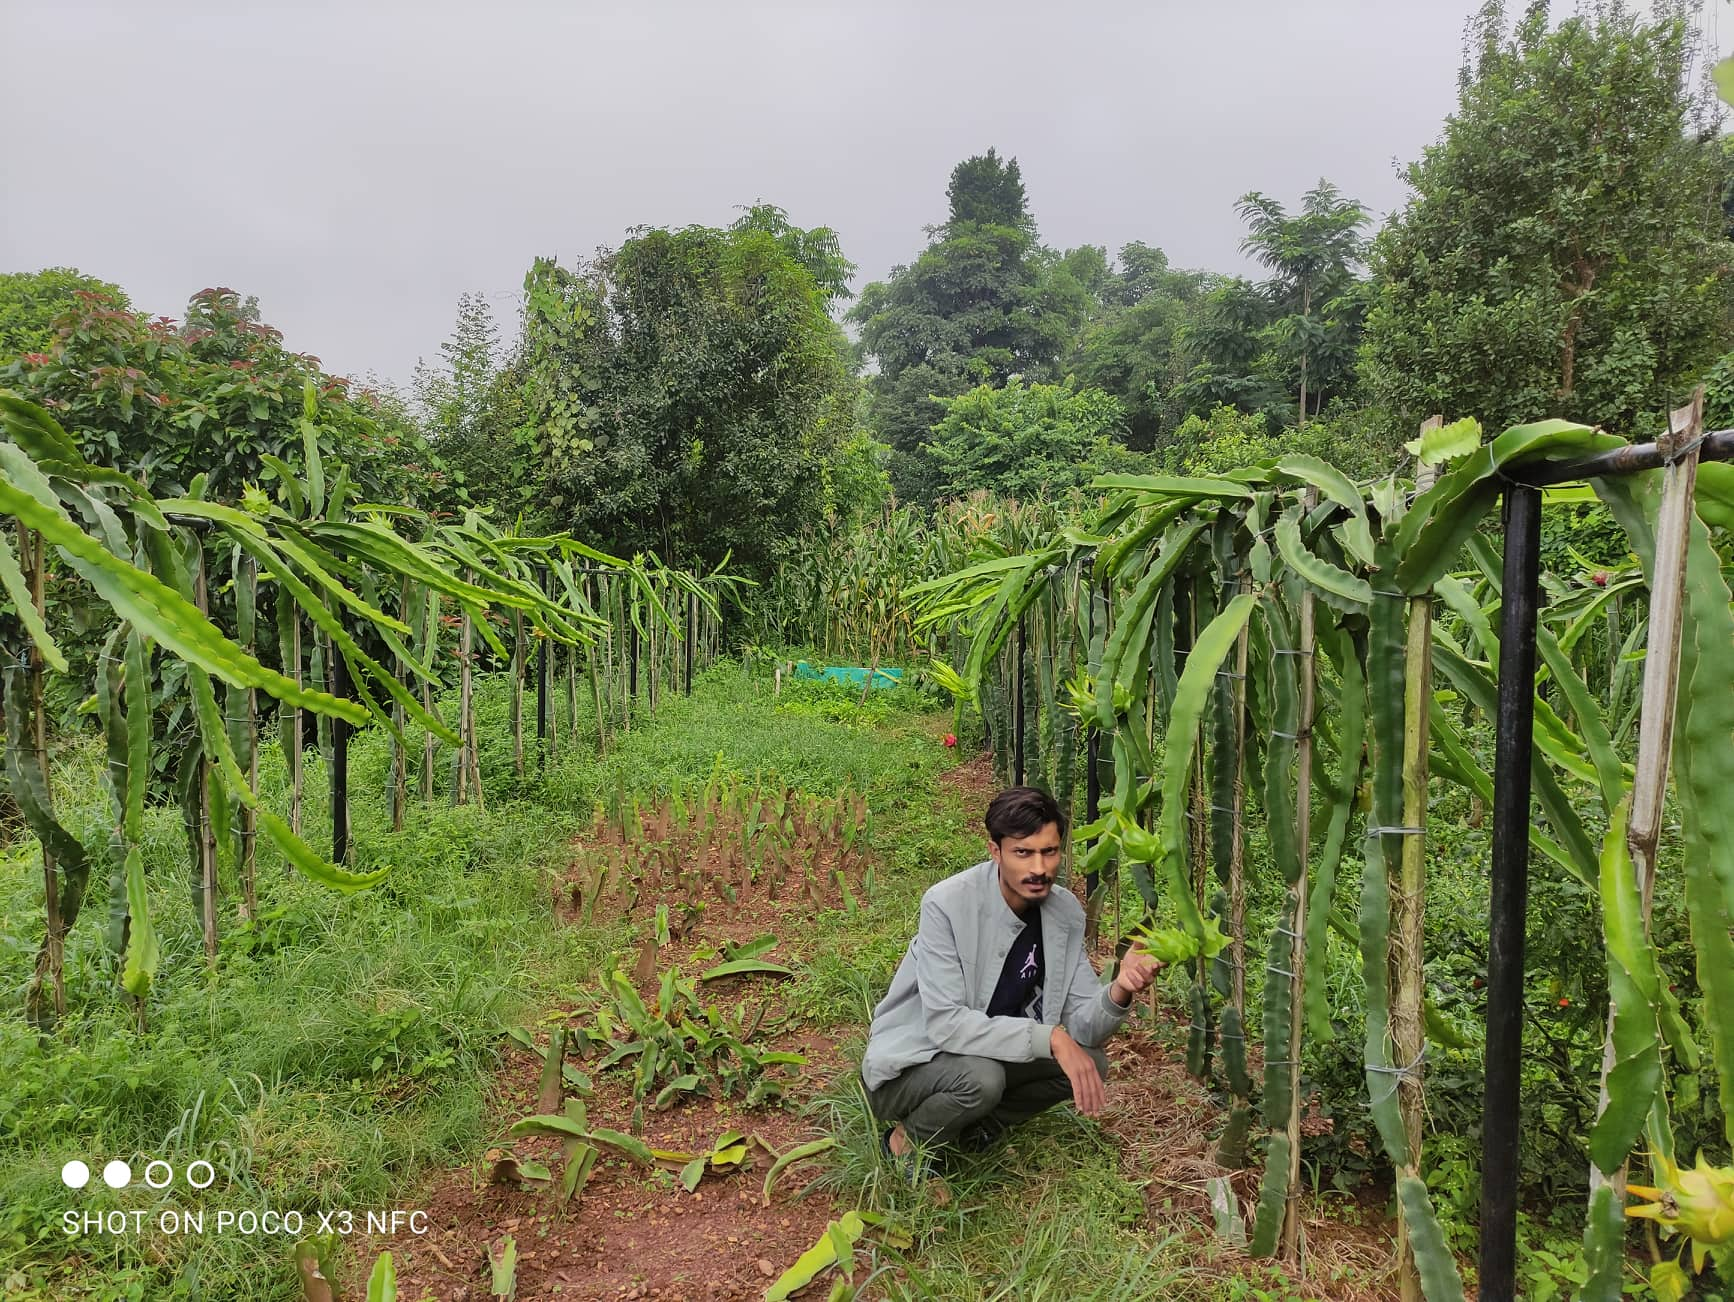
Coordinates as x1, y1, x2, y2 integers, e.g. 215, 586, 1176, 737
1362, 0, 1731, 435
1110, 240, 1184, 308
414, 291, 502, 440
1166, 277, 1288, 428
729, 203, 855, 305
849, 149, 1059, 498
412, 291, 523, 513
945, 149, 1038, 232
1073, 243, 1211, 448
1032, 243, 1113, 374
922, 378, 1139, 502
1236, 180, 1369, 424
516, 223, 859, 576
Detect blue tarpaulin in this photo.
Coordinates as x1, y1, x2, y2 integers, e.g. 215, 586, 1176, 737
792, 661, 904, 689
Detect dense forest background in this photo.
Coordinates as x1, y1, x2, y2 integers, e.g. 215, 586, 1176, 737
5, 2, 1734, 590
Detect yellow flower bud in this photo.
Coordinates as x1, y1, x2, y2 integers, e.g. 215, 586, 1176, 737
1626, 1152, 1734, 1275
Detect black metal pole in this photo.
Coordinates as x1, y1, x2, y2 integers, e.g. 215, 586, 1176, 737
629, 620, 639, 709
330, 639, 350, 867
1014, 615, 1026, 786
1479, 484, 1542, 1300
684, 591, 695, 695
536, 567, 548, 750
1514, 425, 1734, 484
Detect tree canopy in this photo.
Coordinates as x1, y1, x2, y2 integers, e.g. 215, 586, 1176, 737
923, 378, 1137, 502
0, 280, 433, 506
0, 268, 127, 362
414, 291, 501, 444
1362, 0, 1731, 435
1235, 181, 1369, 423
850, 151, 1381, 493
848, 149, 1057, 498
506, 221, 859, 576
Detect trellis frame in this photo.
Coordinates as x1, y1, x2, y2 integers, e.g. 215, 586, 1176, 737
1477, 406, 1734, 1299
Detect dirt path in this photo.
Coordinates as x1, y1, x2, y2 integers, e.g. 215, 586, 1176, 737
382, 792, 875, 1298
383, 860, 858, 1299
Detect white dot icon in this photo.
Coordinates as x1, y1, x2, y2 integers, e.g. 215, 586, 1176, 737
102, 1160, 132, 1189
61, 1160, 91, 1189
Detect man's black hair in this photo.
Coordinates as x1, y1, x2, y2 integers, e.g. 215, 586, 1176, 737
984, 786, 1066, 843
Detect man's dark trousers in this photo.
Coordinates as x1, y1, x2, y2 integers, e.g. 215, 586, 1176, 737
867, 1046, 1111, 1147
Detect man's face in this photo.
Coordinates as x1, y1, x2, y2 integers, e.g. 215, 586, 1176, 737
991, 821, 1063, 905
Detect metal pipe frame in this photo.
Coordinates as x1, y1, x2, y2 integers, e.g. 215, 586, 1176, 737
1479, 426, 1733, 1297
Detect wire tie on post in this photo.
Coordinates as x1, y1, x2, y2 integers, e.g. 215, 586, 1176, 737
1366, 1049, 1428, 1105
1267, 965, 1297, 979
1666, 431, 1710, 465
1371, 589, 1407, 599
1271, 730, 1301, 740
1273, 926, 1301, 940
1272, 648, 1312, 657
1215, 670, 1246, 680
1364, 825, 1425, 837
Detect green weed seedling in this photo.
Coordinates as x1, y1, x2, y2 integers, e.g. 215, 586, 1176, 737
568, 965, 804, 1120
649, 1128, 752, 1193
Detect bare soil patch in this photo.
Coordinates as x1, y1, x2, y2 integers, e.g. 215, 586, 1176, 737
375, 792, 872, 1300
381, 1026, 850, 1301
936, 749, 997, 815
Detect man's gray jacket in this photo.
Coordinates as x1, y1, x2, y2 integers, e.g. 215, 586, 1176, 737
861, 859, 1130, 1090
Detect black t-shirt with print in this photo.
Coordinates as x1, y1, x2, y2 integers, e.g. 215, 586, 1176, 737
986, 904, 1044, 1018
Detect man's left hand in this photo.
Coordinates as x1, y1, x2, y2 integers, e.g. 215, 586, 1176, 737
1110, 949, 1165, 1007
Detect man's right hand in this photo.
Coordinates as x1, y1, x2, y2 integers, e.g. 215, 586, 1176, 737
1051, 1027, 1106, 1116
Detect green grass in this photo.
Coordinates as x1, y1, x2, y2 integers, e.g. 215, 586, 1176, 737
0, 724, 599, 1297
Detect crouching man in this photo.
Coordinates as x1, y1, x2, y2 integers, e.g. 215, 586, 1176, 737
861, 786, 1163, 1162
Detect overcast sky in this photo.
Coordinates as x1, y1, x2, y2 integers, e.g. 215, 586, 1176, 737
4, 2, 1729, 389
